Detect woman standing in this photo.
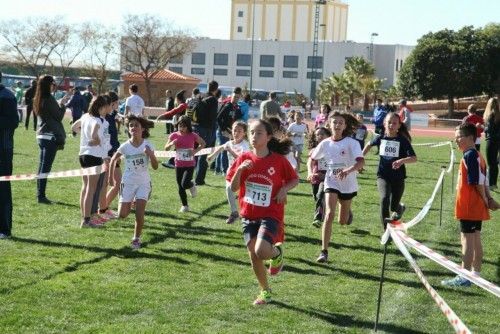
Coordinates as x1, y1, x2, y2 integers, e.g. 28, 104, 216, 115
33, 75, 66, 204
483, 97, 500, 189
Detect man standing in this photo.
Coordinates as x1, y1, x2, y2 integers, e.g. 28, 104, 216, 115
0, 72, 19, 239
24, 79, 37, 130
260, 91, 284, 120
372, 98, 387, 136
399, 99, 412, 131
82, 84, 95, 113
125, 84, 145, 117
193, 80, 219, 186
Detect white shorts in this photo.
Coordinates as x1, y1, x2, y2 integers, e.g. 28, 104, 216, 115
119, 182, 151, 203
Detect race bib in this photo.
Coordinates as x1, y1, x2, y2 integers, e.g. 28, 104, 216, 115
328, 162, 347, 178
176, 149, 194, 161
244, 181, 272, 207
125, 153, 147, 172
355, 129, 366, 140
318, 158, 329, 171
380, 140, 400, 158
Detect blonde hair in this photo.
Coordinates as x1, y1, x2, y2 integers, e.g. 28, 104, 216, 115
483, 97, 500, 123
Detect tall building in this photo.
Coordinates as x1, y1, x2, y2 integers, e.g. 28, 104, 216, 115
230, 0, 348, 42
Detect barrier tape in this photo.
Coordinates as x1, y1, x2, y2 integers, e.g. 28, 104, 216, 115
154, 146, 222, 158
388, 225, 472, 334
413, 141, 451, 147
0, 165, 104, 182
395, 229, 500, 298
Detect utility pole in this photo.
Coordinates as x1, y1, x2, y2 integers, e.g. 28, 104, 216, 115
369, 32, 378, 63
249, 0, 256, 96
310, 0, 326, 103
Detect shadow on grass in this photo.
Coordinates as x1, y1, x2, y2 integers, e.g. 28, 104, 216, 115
164, 247, 248, 267
271, 301, 426, 334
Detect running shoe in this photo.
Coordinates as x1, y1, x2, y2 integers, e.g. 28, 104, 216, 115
92, 215, 108, 225
101, 209, 118, 220
131, 238, 141, 250
80, 220, 102, 228
189, 185, 198, 198
253, 289, 272, 305
312, 219, 322, 228
226, 212, 239, 224
441, 275, 471, 287
268, 244, 284, 276
179, 205, 189, 213
391, 203, 406, 221
316, 250, 328, 263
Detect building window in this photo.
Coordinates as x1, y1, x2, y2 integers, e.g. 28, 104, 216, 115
260, 55, 275, 67
214, 53, 228, 66
259, 70, 274, 78
170, 57, 183, 64
283, 55, 299, 68
191, 67, 205, 75
395, 59, 399, 71
236, 69, 250, 77
213, 68, 228, 76
306, 71, 323, 79
237, 26, 243, 33
169, 67, 183, 74
237, 54, 251, 66
191, 53, 206, 65
400, 59, 403, 69
238, 10, 244, 17
307, 56, 323, 69
283, 71, 298, 78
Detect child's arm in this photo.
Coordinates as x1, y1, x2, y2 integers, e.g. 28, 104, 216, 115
207, 145, 224, 162
88, 123, 100, 146
145, 145, 158, 170
164, 138, 177, 151
338, 157, 365, 180
71, 119, 81, 133
226, 145, 239, 159
362, 143, 372, 156
193, 135, 206, 155
108, 152, 122, 186
275, 177, 300, 204
306, 156, 315, 181
392, 155, 417, 170
230, 160, 253, 192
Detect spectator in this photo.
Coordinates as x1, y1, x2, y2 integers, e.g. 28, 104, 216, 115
238, 93, 251, 122
14, 81, 23, 106
372, 98, 387, 136
260, 91, 284, 120
124, 84, 145, 117
82, 84, 95, 113
399, 99, 412, 131
483, 97, 500, 189
65, 87, 85, 136
462, 104, 484, 151
33, 75, 66, 204
165, 89, 175, 134
0, 72, 19, 239
24, 79, 37, 130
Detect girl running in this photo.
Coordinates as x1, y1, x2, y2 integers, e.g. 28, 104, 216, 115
288, 112, 309, 173
207, 121, 250, 224
362, 112, 417, 229
226, 119, 299, 305
307, 126, 332, 227
310, 111, 365, 263
315, 104, 331, 128
164, 115, 206, 212
109, 115, 158, 249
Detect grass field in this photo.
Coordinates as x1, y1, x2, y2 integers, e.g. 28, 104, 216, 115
1, 119, 499, 333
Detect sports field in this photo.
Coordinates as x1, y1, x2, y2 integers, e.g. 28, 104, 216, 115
1, 119, 499, 333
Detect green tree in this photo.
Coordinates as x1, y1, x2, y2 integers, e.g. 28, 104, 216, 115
479, 23, 500, 95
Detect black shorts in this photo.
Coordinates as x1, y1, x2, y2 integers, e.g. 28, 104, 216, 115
460, 220, 482, 233
242, 217, 279, 245
79, 155, 103, 168
324, 188, 357, 200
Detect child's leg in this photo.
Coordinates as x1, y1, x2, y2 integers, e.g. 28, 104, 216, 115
98, 168, 109, 212
80, 175, 88, 217
133, 199, 147, 239
314, 182, 325, 221
376, 178, 391, 227
118, 202, 131, 218
181, 167, 195, 190
247, 237, 269, 291
311, 183, 319, 201
338, 199, 352, 224
322, 192, 339, 250
461, 232, 475, 271
105, 166, 121, 209
83, 174, 100, 218
472, 231, 483, 273
91, 172, 106, 215
226, 181, 238, 213
389, 179, 405, 214
176, 167, 188, 206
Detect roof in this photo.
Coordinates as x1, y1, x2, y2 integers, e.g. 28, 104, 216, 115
121, 69, 200, 83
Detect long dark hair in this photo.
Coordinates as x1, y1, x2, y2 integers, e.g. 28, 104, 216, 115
88, 95, 110, 117
33, 75, 55, 117
384, 112, 412, 142
176, 115, 192, 132
254, 119, 292, 155
328, 111, 359, 137
125, 115, 154, 138
308, 126, 331, 150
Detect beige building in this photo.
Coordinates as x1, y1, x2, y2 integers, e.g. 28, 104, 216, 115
230, 0, 348, 42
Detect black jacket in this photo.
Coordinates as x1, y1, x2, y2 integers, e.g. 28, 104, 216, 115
37, 96, 66, 149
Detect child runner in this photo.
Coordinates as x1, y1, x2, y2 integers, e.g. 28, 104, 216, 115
226, 119, 299, 305
72, 95, 110, 228
315, 104, 331, 128
267, 116, 296, 170
462, 104, 484, 151
310, 111, 365, 263
288, 112, 309, 173
164, 115, 206, 212
362, 112, 417, 229
109, 115, 158, 249
442, 123, 499, 287
207, 121, 250, 224
307, 126, 332, 227
353, 114, 368, 150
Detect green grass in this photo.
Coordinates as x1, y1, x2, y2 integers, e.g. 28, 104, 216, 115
1, 119, 499, 333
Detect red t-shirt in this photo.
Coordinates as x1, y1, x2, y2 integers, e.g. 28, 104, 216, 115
463, 114, 484, 138
169, 131, 200, 167
226, 151, 298, 241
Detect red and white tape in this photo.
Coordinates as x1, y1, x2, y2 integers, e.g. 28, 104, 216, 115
154, 146, 221, 158
395, 229, 500, 298
0, 165, 104, 182
388, 225, 472, 334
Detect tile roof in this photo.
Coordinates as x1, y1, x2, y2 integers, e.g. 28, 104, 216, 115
121, 69, 200, 82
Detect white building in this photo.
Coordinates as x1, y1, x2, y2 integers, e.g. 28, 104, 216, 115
230, 0, 349, 42
166, 39, 414, 96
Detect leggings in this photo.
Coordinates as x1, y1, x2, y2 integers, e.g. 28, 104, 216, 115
377, 177, 405, 227
226, 181, 237, 213
176, 166, 195, 206
485, 139, 499, 187
312, 182, 325, 221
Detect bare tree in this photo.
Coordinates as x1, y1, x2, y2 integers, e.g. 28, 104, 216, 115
121, 14, 196, 105
0, 17, 69, 78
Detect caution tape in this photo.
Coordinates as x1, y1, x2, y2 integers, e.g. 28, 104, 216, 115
388, 225, 472, 334
0, 165, 104, 182
413, 141, 451, 147
394, 229, 500, 298
154, 146, 222, 158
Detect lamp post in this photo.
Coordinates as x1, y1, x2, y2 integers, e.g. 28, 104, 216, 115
369, 32, 378, 63
320, 23, 326, 79
249, 0, 256, 96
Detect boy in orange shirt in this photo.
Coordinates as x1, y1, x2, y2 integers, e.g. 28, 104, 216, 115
442, 123, 499, 287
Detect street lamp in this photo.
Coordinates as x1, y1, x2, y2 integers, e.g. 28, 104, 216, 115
320, 24, 326, 79
249, 0, 256, 96
369, 32, 378, 63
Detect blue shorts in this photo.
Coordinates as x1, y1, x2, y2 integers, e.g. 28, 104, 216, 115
242, 217, 279, 245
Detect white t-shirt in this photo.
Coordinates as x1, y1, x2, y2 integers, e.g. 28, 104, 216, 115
125, 94, 145, 116
287, 122, 308, 146
311, 136, 363, 193
101, 117, 112, 158
118, 139, 155, 185
79, 113, 105, 157
224, 139, 250, 167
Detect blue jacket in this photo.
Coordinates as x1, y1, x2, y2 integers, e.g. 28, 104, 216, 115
373, 105, 387, 127
65, 91, 85, 117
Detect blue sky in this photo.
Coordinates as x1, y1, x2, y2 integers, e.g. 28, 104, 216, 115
0, 0, 498, 45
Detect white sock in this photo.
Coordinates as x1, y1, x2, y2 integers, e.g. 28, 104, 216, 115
472, 271, 480, 276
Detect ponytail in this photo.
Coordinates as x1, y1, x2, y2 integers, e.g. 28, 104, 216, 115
268, 137, 292, 155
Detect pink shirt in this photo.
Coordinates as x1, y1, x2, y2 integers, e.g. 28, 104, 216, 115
169, 131, 200, 167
